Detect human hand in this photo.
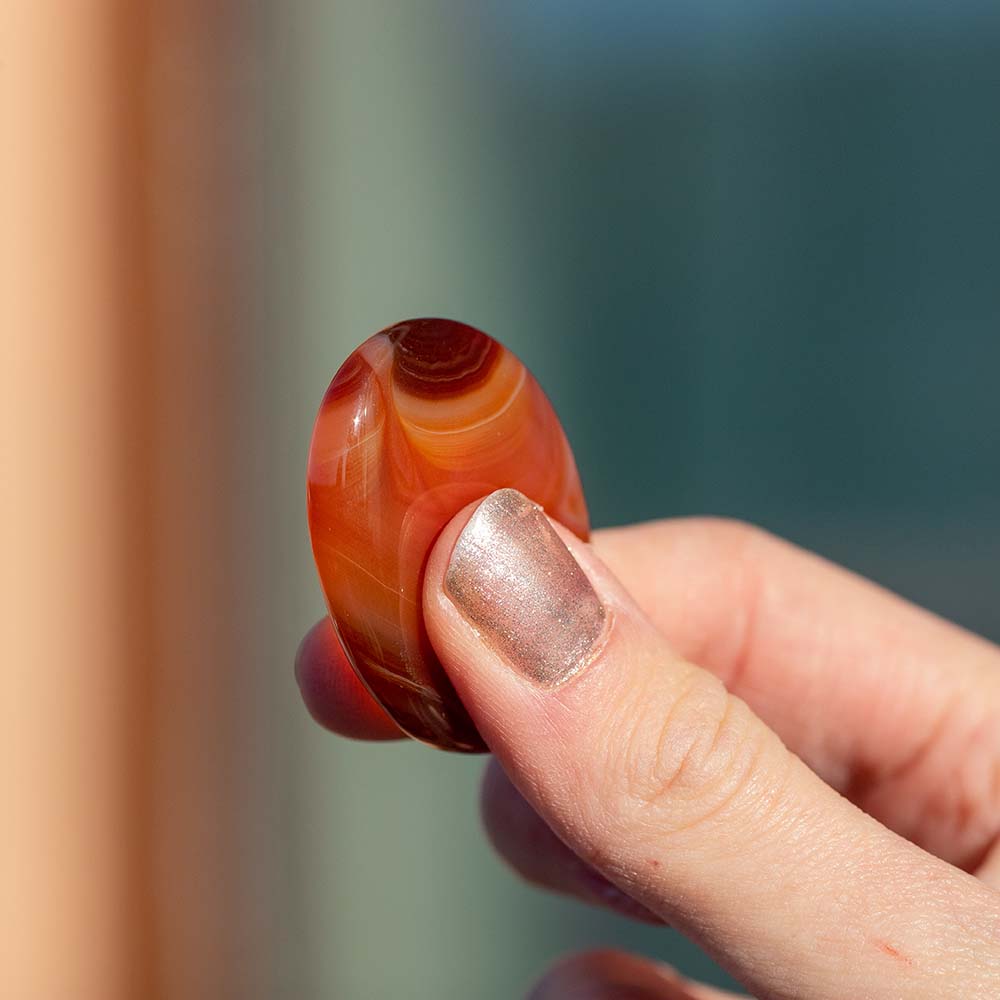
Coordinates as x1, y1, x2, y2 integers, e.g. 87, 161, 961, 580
296, 489, 1000, 999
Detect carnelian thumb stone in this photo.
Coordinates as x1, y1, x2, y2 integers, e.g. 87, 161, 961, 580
306, 319, 589, 751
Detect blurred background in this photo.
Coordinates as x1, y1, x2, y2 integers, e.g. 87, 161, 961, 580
4, 1, 1000, 997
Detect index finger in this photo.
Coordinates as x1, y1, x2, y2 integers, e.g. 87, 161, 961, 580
295, 617, 402, 740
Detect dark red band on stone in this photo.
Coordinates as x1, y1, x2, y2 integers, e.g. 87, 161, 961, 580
387, 318, 500, 399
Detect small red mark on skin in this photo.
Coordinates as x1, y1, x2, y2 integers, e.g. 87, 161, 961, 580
874, 940, 912, 966
648, 859, 661, 869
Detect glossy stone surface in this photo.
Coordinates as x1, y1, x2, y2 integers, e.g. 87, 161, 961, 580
307, 319, 589, 751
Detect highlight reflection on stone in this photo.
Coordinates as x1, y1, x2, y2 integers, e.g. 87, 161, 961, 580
306, 319, 589, 751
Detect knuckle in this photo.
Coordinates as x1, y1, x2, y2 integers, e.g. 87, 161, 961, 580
613, 670, 770, 834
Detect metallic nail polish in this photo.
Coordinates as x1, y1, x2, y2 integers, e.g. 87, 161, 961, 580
444, 488, 607, 685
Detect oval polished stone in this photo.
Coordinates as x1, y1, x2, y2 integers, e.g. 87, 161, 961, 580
306, 318, 589, 751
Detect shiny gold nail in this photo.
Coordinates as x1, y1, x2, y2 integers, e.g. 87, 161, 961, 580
444, 488, 607, 685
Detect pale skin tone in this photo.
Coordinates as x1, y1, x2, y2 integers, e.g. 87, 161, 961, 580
296, 513, 1000, 999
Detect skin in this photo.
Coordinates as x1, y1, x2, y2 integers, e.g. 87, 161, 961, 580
296, 514, 1000, 999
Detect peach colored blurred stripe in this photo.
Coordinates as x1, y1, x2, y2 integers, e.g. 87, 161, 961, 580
2, 3, 270, 997
0, 3, 148, 998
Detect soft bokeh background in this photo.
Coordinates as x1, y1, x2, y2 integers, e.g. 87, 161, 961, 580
5, 1, 999, 997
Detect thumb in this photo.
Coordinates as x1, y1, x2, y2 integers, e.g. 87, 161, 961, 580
423, 489, 1000, 1000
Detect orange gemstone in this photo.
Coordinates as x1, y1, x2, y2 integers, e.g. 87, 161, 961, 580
306, 319, 589, 751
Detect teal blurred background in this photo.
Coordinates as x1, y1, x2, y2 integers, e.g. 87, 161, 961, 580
254, 2, 1000, 995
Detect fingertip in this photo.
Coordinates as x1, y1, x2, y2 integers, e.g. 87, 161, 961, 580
528, 950, 703, 1000
295, 617, 404, 741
